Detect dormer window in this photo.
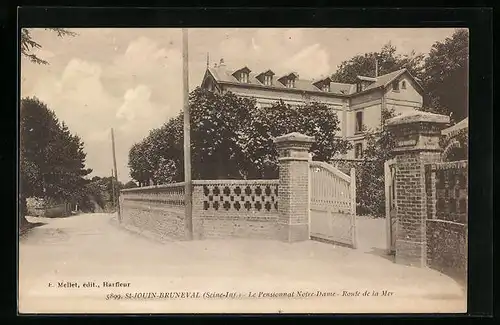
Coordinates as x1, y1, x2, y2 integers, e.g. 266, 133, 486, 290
256, 69, 275, 86
232, 66, 252, 84
313, 77, 332, 92
278, 72, 299, 89
392, 81, 399, 91
355, 75, 376, 93
402, 80, 406, 89
240, 72, 249, 83
264, 75, 272, 86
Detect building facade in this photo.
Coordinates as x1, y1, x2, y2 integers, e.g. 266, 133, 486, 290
200, 59, 424, 160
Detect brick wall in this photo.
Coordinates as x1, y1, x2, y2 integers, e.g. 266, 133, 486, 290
120, 132, 314, 243
119, 183, 187, 241
192, 180, 279, 239
425, 161, 467, 285
276, 160, 310, 241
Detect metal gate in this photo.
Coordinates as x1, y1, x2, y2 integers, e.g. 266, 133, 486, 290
309, 161, 357, 248
384, 159, 397, 255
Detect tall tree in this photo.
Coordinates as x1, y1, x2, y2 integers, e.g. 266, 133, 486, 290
20, 97, 92, 222
422, 29, 469, 122
245, 100, 351, 179
331, 43, 425, 84
21, 28, 77, 65
189, 88, 255, 180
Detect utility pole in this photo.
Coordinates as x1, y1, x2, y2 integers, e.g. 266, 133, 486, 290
374, 54, 379, 78
111, 128, 121, 221
182, 28, 193, 240
111, 168, 115, 209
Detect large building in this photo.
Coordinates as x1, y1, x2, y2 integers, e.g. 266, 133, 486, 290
200, 59, 424, 160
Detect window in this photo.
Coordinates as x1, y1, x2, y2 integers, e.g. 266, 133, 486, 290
286, 78, 295, 88
392, 81, 399, 91
355, 111, 363, 133
355, 143, 363, 159
240, 72, 249, 83
356, 83, 362, 92
402, 80, 406, 89
264, 75, 272, 86
322, 84, 330, 92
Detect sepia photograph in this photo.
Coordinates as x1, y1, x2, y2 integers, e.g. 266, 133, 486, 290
19, 26, 469, 314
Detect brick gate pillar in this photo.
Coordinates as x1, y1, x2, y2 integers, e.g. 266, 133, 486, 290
386, 112, 449, 267
273, 132, 315, 243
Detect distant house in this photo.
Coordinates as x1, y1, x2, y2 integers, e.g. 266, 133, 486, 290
201, 59, 424, 161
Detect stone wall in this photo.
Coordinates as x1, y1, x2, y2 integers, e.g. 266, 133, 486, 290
119, 183, 187, 241
192, 180, 279, 239
386, 111, 467, 283
425, 161, 467, 284
119, 132, 315, 243
27, 197, 70, 218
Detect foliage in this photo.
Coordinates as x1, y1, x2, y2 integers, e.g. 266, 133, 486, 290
440, 128, 468, 162
245, 100, 351, 179
189, 88, 255, 179
421, 29, 469, 122
355, 108, 397, 217
129, 113, 183, 185
21, 28, 77, 65
331, 43, 425, 83
20, 97, 92, 217
128, 88, 351, 183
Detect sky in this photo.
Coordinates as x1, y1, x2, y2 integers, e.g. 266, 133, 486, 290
21, 28, 457, 183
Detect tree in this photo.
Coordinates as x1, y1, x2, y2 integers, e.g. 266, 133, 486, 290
421, 29, 469, 122
355, 108, 397, 217
189, 88, 255, 179
331, 43, 425, 84
245, 100, 351, 178
20, 97, 92, 223
21, 28, 77, 65
128, 88, 351, 183
123, 181, 138, 189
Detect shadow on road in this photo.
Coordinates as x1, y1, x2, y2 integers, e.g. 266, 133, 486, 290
19, 220, 47, 238
365, 247, 395, 263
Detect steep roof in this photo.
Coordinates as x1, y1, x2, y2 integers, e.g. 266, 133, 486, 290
204, 66, 422, 97
206, 66, 353, 95
363, 68, 424, 94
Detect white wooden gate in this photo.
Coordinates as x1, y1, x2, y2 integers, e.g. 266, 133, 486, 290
384, 159, 397, 255
309, 161, 357, 248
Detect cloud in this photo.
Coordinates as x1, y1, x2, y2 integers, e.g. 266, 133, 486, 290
280, 43, 331, 79
105, 36, 183, 115
218, 29, 327, 79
